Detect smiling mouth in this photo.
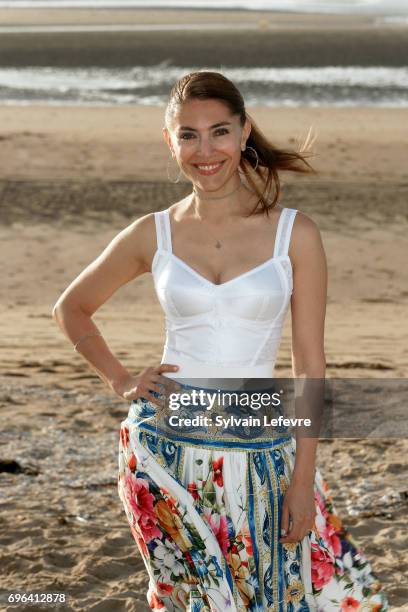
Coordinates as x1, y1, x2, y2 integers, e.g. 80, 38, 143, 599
193, 161, 226, 175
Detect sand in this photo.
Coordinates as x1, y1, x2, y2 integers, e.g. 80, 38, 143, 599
0, 102, 407, 611
1, 27, 408, 68
0, 8, 377, 28
0, 8, 407, 611
0, 8, 407, 68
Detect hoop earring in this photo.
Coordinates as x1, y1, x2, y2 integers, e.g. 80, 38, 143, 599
244, 145, 259, 171
167, 155, 182, 184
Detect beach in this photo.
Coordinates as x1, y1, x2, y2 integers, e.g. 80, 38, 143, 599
0, 7, 407, 611
1, 16, 408, 68
1, 6, 408, 69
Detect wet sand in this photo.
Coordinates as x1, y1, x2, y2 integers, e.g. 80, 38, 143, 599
0, 8, 407, 68
1, 27, 407, 68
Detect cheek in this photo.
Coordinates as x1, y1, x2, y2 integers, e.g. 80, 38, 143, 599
176, 143, 196, 161
223, 136, 243, 157
179, 150, 195, 166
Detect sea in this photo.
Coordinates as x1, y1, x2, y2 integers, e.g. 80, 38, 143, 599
0, 0, 407, 107
1, 65, 407, 107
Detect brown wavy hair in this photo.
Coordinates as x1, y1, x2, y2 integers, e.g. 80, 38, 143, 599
164, 70, 318, 216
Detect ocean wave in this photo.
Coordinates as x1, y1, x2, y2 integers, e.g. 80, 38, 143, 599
0, 65, 407, 107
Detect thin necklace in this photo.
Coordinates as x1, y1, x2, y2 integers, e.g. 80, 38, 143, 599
192, 182, 243, 249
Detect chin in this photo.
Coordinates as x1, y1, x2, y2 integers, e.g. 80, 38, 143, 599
198, 176, 232, 190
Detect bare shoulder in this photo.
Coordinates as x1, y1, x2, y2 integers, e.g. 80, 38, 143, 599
119, 211, 158, 271
292, 209, 321, 237
292, 209, 323, 245
124, 210, 156, 239
290, 210, 325, 264
123, 200, 188, 269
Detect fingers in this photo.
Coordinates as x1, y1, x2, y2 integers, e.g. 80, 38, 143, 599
145, 381, 164, 395
156, 364, 182, 393
280, 502, 290, 541
144, 392, 166, 409
280, 520, 302, 544
157, 363, 179, 374
280, 496, 316, 543
127, 387, 165, 409
124, 381, 161, 397
151, 374, 182, 395
124, 364, 181, 406
280, 516, 315, 544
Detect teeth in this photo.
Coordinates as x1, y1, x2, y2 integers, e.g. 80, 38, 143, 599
196, 163, 223, 170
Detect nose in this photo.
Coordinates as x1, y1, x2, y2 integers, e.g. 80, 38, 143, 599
196, 134, 215, 157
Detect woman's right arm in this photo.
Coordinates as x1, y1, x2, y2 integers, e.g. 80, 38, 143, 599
52, 213, 179, 404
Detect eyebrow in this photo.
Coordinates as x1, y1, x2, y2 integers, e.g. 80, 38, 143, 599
178, 121, 232, 132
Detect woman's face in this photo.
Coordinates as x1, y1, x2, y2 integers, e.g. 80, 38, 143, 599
163, 98, 251, 192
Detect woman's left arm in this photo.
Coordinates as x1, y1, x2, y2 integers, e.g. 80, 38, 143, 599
280, 211, 328, 544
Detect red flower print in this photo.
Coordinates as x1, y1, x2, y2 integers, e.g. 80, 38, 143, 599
314, 490, 327, 517
311, 544, 335, 590
321, 477, 330, 494
120, 426, 129, 449
157, 582, 174, 595
187, 482, 200, 500
163, 492, 179, 514
340, 595, 360, 611
237, 522, 254, 557
184, 550, 194, 567
128, 452, 137, 471
206, 512, 230, 556
328, 512, 343, 532
125, 473, 161, 543
159, 487, 178, 508
323, 522, 342, 557
148, 591, 165, 610
212, 456, 224, 487
130, 522, 148, 557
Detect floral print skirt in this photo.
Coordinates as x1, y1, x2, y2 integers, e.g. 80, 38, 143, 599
117, 383, 388, 612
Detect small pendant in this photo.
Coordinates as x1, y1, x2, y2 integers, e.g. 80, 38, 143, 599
215, 241, 222, 249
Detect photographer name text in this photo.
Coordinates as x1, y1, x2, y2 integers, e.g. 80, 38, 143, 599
168, 414, 311, 428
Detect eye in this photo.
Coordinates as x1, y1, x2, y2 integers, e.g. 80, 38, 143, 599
179, 133, 195, 140
215, 128, 229, 136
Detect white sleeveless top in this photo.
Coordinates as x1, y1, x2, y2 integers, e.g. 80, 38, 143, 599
151, 207, 297, 381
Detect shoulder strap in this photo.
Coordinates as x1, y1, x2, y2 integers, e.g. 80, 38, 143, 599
273, 207, 298, 258
154, 209, 173, 253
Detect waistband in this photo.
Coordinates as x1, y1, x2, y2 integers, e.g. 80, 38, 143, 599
126, 379, 293, 447
134, 421, 293, 451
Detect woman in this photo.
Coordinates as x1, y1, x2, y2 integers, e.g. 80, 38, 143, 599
53, 72, 388, 611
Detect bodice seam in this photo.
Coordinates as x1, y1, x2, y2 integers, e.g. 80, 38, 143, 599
151, 248, 292, 289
